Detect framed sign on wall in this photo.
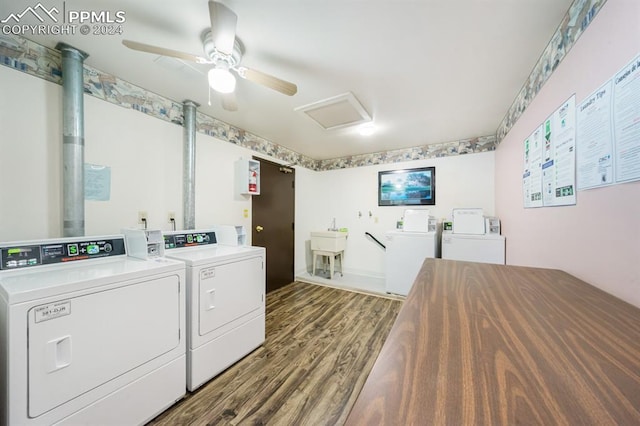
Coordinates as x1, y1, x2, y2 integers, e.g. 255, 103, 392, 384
378, 167, 436, 206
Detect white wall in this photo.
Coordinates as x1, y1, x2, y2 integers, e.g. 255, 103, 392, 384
495, 0, 640, 307
295, 152, 495, 278
195, 133, 254, 233
84, 94, 184, 234
0, 67, 63, 240
0, 65, 253, 240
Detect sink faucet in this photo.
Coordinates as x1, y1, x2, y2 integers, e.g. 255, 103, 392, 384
329, 217, 337, 231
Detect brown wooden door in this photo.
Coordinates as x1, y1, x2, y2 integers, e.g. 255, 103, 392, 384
251, 157, 295, 293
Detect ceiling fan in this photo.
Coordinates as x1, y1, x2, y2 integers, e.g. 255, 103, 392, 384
122, 1, 297, 111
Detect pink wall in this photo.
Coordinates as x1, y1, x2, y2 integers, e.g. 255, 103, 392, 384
495, 0, 640, 308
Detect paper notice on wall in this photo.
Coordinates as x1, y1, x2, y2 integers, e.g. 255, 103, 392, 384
84, 164, 111, 201
541, 117, 555, 206
523, 125, 544, 208
612, 53, 640, 184
522, 170, 532, 208
577, 80, 614, 190
523, 140, 532, 208
542, 96, 577, 207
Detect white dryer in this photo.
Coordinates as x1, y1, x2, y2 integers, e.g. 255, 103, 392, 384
0, 235, 186, 425
162, 229, 266, 391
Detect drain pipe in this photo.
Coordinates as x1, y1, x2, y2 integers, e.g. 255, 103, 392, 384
57, 43, 89, 238
183, 100, 199, 230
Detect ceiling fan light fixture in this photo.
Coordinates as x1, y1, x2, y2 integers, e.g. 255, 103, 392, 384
359, 123, 376, 136
123, 2, 297, 109
208, 67, 236, 93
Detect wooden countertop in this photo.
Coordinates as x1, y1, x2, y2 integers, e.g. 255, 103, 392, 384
346, 258, 640, 425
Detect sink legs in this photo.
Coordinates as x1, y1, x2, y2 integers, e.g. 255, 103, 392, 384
312, 250, 344, 279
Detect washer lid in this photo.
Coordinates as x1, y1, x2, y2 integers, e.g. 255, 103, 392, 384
164, 244, 265, 266
0, 257, 185, 304
443, 233, 505, 241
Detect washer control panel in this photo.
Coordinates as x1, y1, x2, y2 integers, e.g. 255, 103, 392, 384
0, 237, 126, 270
164, 231, 217, 250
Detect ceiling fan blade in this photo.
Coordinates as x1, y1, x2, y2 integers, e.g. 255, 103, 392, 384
122, 40, 211, 64
209, 1, 237, 56
237, 67, 298, 96
221, 92, 238, 111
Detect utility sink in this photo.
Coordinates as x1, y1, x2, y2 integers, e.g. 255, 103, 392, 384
311, 231, 348, 252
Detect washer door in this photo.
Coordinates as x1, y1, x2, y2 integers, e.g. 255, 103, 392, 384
28, 275, 181, 418
199, 256, 264, 336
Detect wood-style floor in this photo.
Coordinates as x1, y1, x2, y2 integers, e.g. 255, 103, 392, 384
148, 282, 402, 426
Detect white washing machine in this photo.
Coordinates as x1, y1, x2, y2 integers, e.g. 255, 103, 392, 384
385, 230, 439, 296
162, 229, 266, 391
0, 235, 186, 425
441, 231, 506, 264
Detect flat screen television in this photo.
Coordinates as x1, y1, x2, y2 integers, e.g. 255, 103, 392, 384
378, 166, 436, 206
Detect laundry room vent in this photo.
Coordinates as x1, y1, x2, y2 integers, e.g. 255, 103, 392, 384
295, 92, 371, 130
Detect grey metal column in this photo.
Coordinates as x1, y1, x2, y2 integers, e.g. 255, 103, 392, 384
57, 43, 89, 238
183, 100, 199, 230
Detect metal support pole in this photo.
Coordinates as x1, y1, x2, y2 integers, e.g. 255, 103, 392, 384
183, 100, 199, 230
57, 43, 89, 238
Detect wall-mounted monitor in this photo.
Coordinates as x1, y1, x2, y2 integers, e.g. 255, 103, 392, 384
378, 166, 436, 206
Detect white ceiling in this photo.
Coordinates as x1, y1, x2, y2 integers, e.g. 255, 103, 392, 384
7, 0, 573, 160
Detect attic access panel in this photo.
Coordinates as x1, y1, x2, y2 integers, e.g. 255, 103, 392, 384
295, 92, 371, 130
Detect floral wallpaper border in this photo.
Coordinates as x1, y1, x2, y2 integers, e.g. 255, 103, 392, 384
316, 136, 497, 171
496, 0, 606, 143
0, 0, 604, 171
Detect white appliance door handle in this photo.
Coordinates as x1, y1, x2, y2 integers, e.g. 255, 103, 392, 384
206, 288, 216, 310
46, 335, 72, 373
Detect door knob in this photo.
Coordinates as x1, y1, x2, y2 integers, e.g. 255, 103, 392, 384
256, 225, 264, 232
